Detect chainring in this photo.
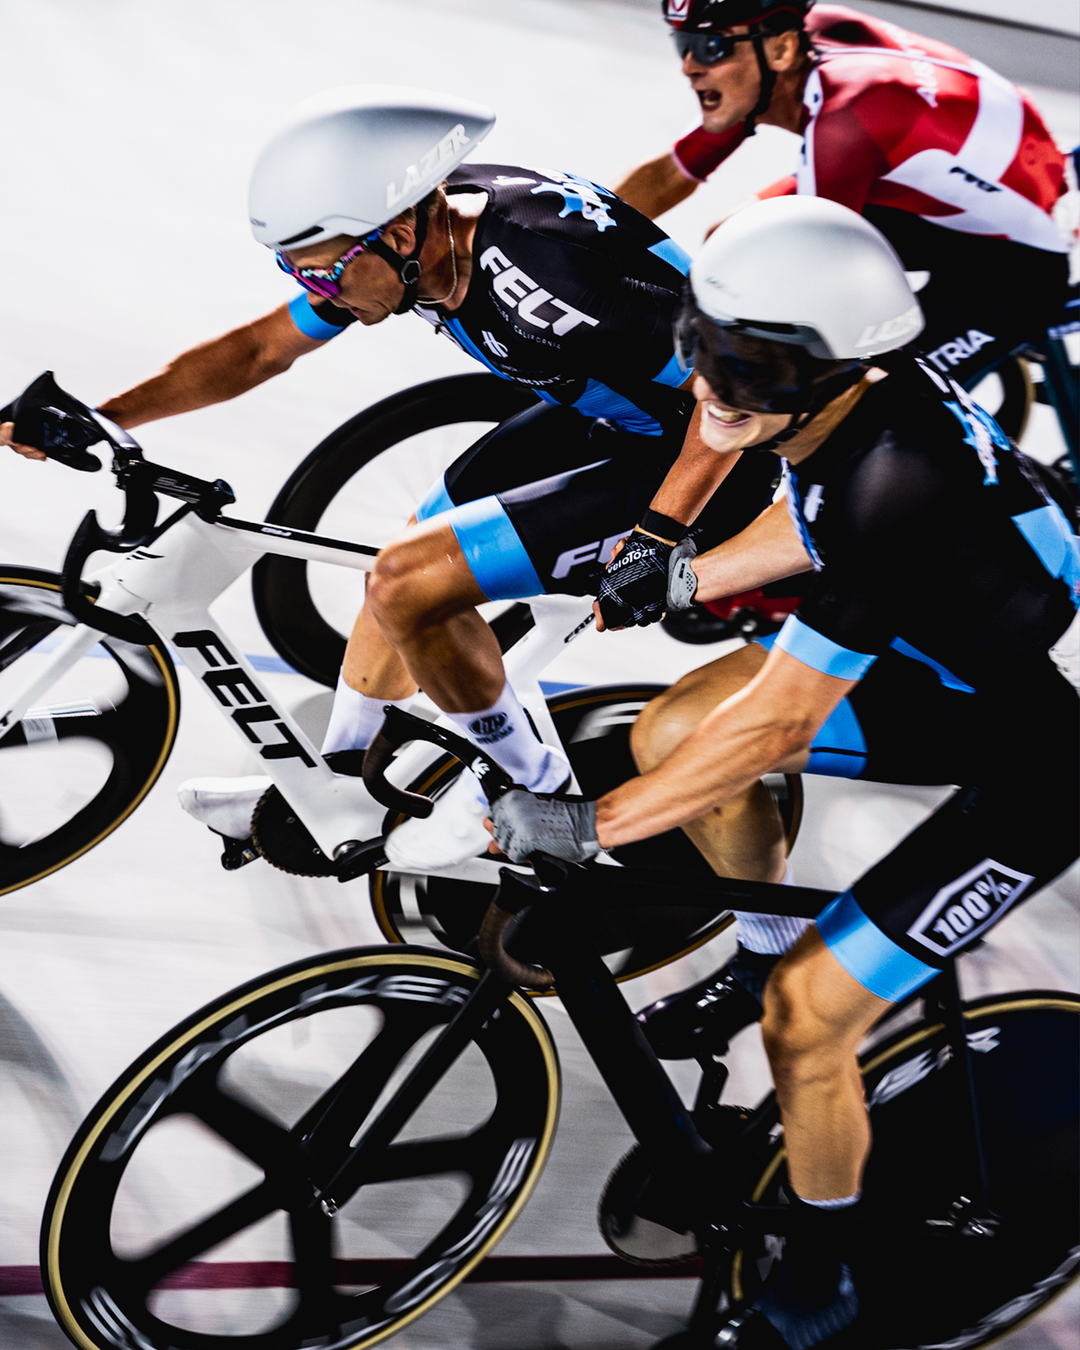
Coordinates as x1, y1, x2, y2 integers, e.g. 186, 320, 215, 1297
251, 750, 366, 877
598, 1105, 752, 1268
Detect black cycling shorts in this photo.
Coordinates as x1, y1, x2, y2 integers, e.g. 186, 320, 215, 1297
414, 401, 778, 599
756, 634, 1080, 1001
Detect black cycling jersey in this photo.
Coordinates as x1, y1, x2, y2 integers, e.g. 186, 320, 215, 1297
293, 163, 696, 437
752, 354, 1079, 1002
775, 356, 1078, 697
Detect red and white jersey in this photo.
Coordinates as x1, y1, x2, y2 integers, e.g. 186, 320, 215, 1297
671, 5, 1068, 253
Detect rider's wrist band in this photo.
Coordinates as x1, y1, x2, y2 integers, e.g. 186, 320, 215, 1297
638, 509, 688, 545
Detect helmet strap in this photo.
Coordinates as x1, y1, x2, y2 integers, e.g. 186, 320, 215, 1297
365, 200, 432, 315
744, 31, 778, 137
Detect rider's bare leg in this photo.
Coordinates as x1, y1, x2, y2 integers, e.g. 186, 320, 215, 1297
762, 930, 891, 1198
341, 595, 418, 701
363, 517, 504, 709
366, 516, 567, 785
630, 644, 805, 883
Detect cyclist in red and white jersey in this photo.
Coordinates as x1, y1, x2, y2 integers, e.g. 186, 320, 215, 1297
617, 0, 1071, 388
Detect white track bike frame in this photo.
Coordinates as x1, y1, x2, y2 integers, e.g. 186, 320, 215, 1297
1, 504, 602, 877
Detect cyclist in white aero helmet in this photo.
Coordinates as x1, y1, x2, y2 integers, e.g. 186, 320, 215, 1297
489, 195, 1078, 1347
4, 85, 784, 869
248, 85, 496, 314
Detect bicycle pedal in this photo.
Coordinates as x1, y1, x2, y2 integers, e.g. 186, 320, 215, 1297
218, 834, 259, 871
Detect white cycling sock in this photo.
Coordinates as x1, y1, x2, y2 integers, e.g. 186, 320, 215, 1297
445, 683, 569, 794
321, 673, 414, 755
734, 865, 812, 956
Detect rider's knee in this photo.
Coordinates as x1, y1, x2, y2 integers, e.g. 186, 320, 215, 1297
630, 647, 764, 773
760, 963, 847, 1087
367, 541, 428, 637
630, 687, 698, 772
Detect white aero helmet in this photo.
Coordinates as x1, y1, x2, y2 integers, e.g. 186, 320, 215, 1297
678, 195, 924, 415
249, 84, 496, 250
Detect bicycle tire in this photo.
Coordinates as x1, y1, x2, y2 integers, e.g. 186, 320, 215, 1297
42, 945, 559, 1350
253, 374, 539, 687
0, 567, 179, 895
372, 684, 802, 986
737, 991, 1080, 1347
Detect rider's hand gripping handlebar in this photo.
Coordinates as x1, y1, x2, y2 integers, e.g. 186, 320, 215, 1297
4, 372, 237, 645
360, 706, 569, 989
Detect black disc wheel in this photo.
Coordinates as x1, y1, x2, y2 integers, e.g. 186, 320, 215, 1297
737, 992, 1080, 1347
0, 566, 179, 895
43, 946, 559, 1350
253, 374, 539, 687
372, 684, 802, 987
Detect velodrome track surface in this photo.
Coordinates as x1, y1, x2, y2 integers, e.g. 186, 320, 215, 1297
0, 2, 1077, 1345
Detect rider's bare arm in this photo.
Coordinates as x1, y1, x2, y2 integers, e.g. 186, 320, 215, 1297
97, 303, 326, 429
613, 152, 698, 219
644, 400, 743, 526
692, 498, 812, 597
594, 646, 853, 849
2, 303, 325, 459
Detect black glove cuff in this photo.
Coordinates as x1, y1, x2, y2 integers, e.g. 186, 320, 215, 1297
638, 509, 689, 544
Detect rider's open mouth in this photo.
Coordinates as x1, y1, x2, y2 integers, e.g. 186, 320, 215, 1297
697, 89, 722, 111
704, 401, 751, 428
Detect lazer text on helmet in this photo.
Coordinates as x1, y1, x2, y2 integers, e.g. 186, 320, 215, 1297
386, 124, 470, 212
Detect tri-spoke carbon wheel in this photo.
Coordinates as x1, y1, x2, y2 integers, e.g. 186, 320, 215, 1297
43, 947, 559, 1350
0, 567, 179, 895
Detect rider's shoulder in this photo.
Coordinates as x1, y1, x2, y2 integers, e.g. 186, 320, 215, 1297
456, 164, 670, 253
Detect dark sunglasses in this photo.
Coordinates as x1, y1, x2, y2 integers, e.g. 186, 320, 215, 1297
672, 30, 758, 65
275, 227, 383, 299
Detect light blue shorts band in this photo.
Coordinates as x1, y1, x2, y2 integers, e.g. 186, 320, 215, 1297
416, 474, 454, 521
775, 615, 877, 681
443, 495, 544, 600
816, 889, 938, 1002
755, 632, 867, 778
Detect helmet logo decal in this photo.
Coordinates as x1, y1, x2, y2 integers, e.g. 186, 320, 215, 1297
387, 123, 470, 211
666, 0, 692, 19
853, 303, 922, 349
530, 171, 617, 233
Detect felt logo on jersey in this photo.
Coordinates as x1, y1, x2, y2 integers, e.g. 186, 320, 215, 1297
926, 330, 995, 373
552, 532, 632, 579
482, 330, 509, 358
386, 123, 470, 211
531, 171, 617, 233
468, 712, 512, 744
479, 245, 601, 336
949, 165, 1001, 194
907, 858, 1034, 960
853, 304, 923, 350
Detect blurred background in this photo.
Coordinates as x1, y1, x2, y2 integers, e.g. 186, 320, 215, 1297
0, 1, 1076, 1346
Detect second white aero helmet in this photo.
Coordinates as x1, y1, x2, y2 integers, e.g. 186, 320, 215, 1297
677, 195, 924, 416
249, 85, 495, 311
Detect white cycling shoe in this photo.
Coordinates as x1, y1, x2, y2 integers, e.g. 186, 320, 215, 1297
384, 770, 492, 872
177, 776, 271, 841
